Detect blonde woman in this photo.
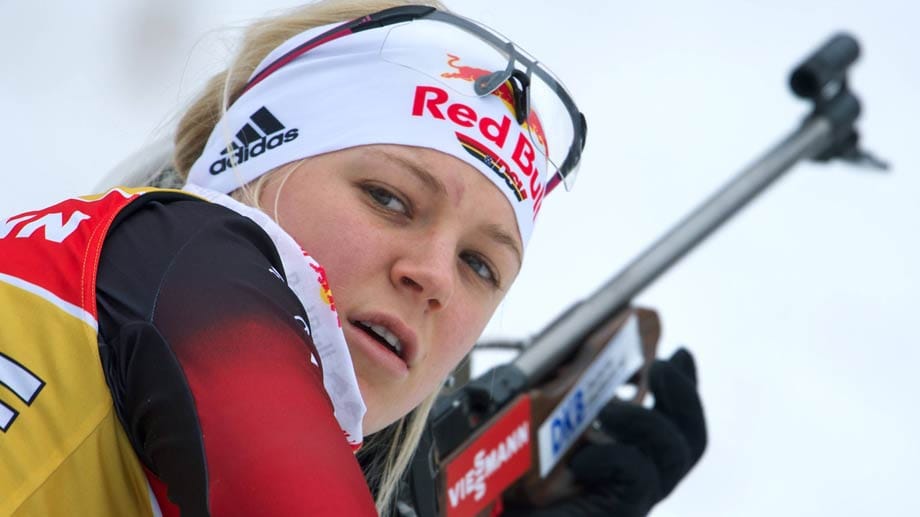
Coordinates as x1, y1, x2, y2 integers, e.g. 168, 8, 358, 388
0, 1, 704, 516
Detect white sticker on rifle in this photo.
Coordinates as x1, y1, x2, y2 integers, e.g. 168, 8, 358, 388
536, 313, 645, 478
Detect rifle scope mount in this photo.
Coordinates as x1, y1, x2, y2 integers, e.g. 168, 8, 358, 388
789, 32, 888, 169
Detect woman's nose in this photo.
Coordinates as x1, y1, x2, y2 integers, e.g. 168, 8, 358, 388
391, 240, 455, 311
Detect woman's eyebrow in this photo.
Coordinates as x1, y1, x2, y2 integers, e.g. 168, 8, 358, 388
483, 223, 522, 267
374, 150, 446, 196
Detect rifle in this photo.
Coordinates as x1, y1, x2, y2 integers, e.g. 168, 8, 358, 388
401, 32, 886, 517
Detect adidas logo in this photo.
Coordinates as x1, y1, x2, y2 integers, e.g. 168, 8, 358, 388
209, 106, 300, 175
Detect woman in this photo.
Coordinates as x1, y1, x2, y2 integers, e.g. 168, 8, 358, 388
0, 1, 703, 516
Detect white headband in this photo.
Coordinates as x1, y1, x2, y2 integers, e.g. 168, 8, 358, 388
186, 20, 548, 247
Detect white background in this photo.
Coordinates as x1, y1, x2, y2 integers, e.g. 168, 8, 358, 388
2, 1, 918, 516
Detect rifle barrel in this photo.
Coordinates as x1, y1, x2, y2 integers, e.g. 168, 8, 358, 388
513, 116, 833, 386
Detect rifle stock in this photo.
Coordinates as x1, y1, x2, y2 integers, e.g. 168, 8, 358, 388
509, 307, 661, 507
421, 306, 658, 517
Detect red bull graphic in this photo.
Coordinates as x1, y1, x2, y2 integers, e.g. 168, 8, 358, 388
441, 54, 550, 156
455, 132, 526, 202
308, 260, 340, 327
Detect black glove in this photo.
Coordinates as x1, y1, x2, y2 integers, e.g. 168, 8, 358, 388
503, 348, 707, 517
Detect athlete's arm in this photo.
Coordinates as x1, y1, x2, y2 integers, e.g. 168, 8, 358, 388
96, 199, 376, 516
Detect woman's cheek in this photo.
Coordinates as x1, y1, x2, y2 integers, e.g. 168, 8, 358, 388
443, 308, 489, 367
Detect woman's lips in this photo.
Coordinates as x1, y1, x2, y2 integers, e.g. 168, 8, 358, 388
345, 319, 411, 379
354, 320, 404, 358
348, 312, 418, 366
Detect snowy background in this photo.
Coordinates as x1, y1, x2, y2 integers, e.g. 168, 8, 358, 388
2, 1, 918, 515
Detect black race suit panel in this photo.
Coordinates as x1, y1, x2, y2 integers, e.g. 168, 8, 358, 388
96, 198, 376, 516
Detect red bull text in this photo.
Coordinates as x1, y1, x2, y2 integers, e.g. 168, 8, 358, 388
412, 85, 545, 218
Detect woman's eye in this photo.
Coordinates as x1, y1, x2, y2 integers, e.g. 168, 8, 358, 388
462, 252, 498, 286
366, 186, 408, 215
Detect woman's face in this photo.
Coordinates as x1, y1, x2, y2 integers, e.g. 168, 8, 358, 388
260, 144, 523, 434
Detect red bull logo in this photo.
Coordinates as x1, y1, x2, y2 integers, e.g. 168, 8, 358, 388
441, 54, 492, 82
308, 261, 340, 327
441, 54, 550, 156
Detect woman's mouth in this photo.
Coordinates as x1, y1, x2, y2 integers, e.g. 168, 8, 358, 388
354, 320, 404, 359
346, 313, 418, 378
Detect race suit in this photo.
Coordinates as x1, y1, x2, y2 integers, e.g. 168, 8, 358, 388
0, 188, 376, 516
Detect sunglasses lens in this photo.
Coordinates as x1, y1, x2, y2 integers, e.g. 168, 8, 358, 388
527, 69, 580, 190
380, 21, 514, 98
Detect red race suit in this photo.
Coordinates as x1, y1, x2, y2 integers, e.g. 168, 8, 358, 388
0, 188, 376, 516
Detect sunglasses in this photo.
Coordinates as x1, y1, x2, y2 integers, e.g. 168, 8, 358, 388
241, 5, 587, 194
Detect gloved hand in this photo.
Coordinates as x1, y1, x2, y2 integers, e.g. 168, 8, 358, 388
503, 348, 707, 517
